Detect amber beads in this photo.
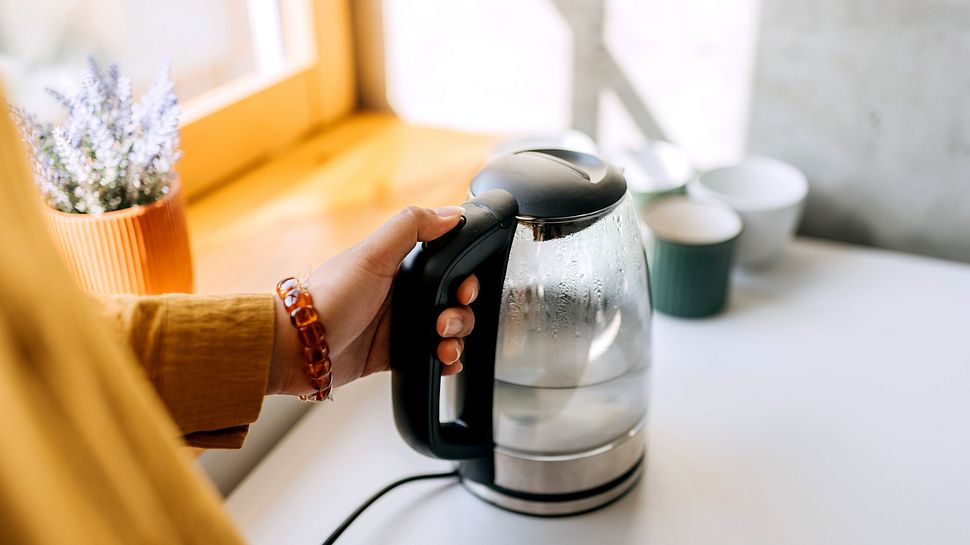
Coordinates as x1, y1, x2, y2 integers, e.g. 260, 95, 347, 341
276, 276, 332, 402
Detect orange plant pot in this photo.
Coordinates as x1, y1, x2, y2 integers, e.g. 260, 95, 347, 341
43, 181, 195, 295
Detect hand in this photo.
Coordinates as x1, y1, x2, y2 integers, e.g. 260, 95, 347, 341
268, 206, 479, 396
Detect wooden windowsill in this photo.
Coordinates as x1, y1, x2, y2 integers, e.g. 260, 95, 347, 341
186, 113, 497, 294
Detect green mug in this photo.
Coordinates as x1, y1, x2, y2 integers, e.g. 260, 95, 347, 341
640, 196, 743, 317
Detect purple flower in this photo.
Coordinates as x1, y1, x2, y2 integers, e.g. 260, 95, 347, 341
9, 56, 181, 214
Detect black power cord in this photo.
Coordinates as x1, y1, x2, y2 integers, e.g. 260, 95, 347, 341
321, 470, 460, 545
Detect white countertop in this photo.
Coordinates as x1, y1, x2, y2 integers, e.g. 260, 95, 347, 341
225, 238, 970, 545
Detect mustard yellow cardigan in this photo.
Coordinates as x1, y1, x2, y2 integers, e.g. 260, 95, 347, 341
1, 99, 272, 543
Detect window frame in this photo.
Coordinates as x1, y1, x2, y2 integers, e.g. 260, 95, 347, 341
177, 0, 356, 200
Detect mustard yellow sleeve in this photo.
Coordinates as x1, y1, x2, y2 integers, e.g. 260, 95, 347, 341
94, 293, 275, 449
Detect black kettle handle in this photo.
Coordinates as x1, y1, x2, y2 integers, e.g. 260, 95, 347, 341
390, 189, 518, 460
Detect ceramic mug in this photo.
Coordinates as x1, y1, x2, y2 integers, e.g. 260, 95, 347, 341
689, 155, 808, 268
604, 140, 695, 208
640, 196, 743, 318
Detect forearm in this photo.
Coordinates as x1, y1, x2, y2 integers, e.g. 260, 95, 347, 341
95, 293, 274, 447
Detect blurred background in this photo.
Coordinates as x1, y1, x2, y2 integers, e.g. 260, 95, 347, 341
4, 0, 969, 262
3, 0, 968, 492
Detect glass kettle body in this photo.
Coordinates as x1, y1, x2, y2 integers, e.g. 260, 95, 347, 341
390, 150, 651, 516
493, 195, 650, 457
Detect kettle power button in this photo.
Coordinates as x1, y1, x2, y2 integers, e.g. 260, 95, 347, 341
422, 214, 467, 251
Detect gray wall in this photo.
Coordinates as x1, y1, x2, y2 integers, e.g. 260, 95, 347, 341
374, 0, 970, 263
747, 0, 970, 262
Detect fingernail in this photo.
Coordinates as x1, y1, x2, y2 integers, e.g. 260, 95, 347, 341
469, 283, 479, 303
452, 344, 462, 362
443, 317, 462, 337
434, 205, 464, 218
455, 363, 464, 373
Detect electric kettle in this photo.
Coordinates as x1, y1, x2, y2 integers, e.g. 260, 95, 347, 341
390, 149, 652, 516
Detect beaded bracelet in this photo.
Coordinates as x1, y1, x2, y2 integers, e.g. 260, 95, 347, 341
276, 276, 333, 402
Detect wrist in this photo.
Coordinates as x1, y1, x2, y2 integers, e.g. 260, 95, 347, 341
268, 294, 311, 395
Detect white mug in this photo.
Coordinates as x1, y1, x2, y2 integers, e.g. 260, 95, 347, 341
689, 155, 808, 268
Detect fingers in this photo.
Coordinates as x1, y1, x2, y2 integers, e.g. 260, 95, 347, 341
436, 305, 475, 338
356, 205, 464, 277
437, 338, 463, 364
456, 274, 479, 306
442, 360, 463, 376
437, 338, 464, 376
434, 276, 477, 343
421, 206, 465, 240
434, 275, 478, 376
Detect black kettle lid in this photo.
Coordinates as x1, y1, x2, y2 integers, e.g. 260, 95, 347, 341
470, 149, 627, 220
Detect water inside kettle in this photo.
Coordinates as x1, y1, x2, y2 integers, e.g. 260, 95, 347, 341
494, 366, 649, 454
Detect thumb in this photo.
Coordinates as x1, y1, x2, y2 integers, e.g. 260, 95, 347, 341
355, 205, 465, 277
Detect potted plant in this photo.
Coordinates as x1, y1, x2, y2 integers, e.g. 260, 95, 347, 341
12, 57, 193, 294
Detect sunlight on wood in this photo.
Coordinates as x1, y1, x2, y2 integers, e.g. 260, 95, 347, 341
186, 113, 496, 294
179, 0, 358, 200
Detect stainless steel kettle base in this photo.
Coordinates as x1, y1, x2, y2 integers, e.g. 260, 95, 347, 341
460, 420, 647, 516
462, 461, 643, 517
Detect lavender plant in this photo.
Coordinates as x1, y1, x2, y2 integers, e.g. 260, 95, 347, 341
11, 57, 181, 214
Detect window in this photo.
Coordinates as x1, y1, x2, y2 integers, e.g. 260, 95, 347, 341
1, 0, 356, 198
